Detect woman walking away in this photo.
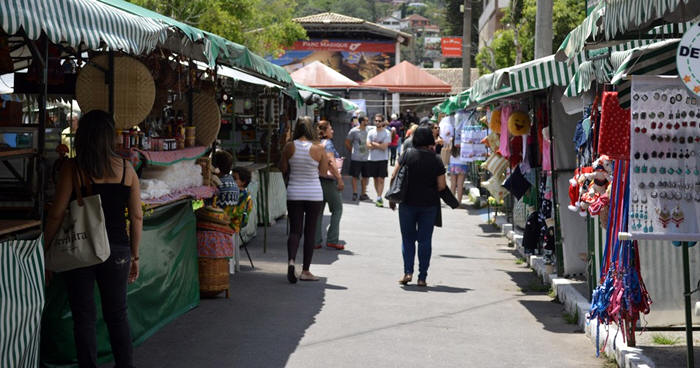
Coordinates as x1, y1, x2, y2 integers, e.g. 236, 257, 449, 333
391, 126, 446, 287
315, 120, 346, 250
45, 110, 142, 368
280, 116, 329, 283
449, 116, 468, 206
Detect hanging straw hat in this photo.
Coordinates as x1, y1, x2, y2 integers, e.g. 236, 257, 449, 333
75, 54, 155, 130
174, 91, 221, 147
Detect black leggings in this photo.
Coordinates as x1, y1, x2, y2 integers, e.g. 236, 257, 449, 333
287, 200, 324, 271
64, 246, 134, 368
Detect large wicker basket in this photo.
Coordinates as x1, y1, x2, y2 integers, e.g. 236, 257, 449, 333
198, 257, 230, 298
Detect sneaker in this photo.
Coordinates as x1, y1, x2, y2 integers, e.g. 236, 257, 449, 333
359, 193, 370, 201
352, 193, 358, 201
375, 198, 383, 207
327, 243, 345, 250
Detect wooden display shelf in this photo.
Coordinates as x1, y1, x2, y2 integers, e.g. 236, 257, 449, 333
0, 219, 42, 237
0, 148, 36, 159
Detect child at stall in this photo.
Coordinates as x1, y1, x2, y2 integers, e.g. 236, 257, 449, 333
212, 150, 239, 209
229, 167, 253, 234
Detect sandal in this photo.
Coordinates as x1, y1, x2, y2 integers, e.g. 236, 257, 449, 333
299, 272, 320, 281
287, 265, 297, 284
398, 274, 413, 285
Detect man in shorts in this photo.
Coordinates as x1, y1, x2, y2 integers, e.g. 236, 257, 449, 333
367, 114, 391, 207
345, 115, 370, 201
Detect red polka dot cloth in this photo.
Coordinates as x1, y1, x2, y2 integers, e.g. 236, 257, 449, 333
597, 91, 630, 161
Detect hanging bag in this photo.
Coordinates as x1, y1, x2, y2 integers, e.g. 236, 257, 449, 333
45, 164, 111, 272
385, 149, 412, 203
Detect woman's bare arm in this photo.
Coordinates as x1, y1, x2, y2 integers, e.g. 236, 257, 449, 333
44, 162, 74, 248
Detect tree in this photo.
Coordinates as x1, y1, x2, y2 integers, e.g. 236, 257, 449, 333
128, 0, 306, 57
442, 0, 482, 68
475, 0, 585, 74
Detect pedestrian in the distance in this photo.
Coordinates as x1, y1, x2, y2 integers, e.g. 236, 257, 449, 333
449, 116, 468, 206
390, 126, 446, 287
315, 120, 346, 250
279, 116, 329, 283
431, 122, 444, 155
389, 113, 403, 157
401, 123, 419, 153
44, 110, 142, 368
345, 115, 370, 201
367, 114, 391, 207
389, 125, 399, 166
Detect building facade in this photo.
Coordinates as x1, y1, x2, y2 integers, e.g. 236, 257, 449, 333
478, 0, 509, 48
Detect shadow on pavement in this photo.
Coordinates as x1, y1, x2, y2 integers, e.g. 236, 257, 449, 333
518, 300, 583, 334
401, 284, 473, 293
501, 269, 551, 294
478, 223, 501, 233
126, 207, 351, 368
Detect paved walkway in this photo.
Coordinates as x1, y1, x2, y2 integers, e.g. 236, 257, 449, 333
129, 178, 604, 367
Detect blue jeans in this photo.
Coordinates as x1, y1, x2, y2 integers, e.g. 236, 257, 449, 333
398, 204, 438, 280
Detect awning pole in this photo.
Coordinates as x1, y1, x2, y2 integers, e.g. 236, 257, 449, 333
681, 241, 695, 368
108, 51, 114, 114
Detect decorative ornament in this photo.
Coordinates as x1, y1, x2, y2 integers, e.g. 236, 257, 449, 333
489, 109, 502, 132
507, 111, 531, 136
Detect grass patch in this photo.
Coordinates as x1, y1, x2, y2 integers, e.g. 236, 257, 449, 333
563, 310, 579, 324
515, 258, 526, 265
600, 353, 617, 368
521, 279, 550, 293
651, 334, 681, 345
547, 287, 556, 299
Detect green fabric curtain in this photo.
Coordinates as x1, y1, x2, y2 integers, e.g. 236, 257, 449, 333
0, 236, 44, 368
0, 0, 168, 55
41, 200, 200, 367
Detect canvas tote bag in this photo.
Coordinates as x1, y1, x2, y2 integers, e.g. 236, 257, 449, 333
45, 165, 110, 272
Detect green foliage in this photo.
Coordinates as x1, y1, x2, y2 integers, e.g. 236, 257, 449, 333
562, 310, 578, 324
128, 0, 306, 57
515, 257, 525, 265
651, 334, 681, 345
475, 0, 585, 74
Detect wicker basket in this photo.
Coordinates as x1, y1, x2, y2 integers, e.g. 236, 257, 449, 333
198, 257, 230, 298
76, 54, 155, 130
174, 92, 221, 147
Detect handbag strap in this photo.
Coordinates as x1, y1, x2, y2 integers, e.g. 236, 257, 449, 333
70, 161, 93, 207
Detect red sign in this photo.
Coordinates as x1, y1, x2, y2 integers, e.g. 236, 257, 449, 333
292, 39, 395, 53
441, 37, 462, 58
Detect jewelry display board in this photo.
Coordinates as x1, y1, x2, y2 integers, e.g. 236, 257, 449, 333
629, 76, 700, 241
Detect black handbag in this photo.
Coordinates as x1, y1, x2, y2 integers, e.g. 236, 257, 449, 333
385, 163, 408, 203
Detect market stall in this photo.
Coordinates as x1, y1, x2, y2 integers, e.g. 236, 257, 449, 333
0, 0, 299, 366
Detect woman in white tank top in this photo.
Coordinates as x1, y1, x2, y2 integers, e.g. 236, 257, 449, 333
279, 117, 329, 283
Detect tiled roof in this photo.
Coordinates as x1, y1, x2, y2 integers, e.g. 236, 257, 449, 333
294, 12, 365, 24
422, 68, 479, 95
403, 14, 429, 21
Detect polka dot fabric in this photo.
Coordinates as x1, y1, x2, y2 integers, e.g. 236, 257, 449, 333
597, 91, 630, 160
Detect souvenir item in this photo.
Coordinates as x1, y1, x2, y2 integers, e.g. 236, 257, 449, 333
489, 109, 501, 132
507, 111, 531, 136
597, 91, 630, 160
502, 165, 531, 200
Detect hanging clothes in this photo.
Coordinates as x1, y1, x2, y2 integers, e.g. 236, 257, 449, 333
597, 92, 630, 161
499, 104, 513, 158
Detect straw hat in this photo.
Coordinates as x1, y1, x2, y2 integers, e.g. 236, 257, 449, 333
174, 91, 221, 147
75, 54, 155, 130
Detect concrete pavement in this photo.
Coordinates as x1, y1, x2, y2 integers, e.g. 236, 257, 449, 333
127, 178, 605, 367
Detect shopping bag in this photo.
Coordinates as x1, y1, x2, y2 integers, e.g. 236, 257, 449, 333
45, 166, 110, 272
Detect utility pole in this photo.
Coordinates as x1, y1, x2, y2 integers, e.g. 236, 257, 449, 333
534, 0, 554, 58
462, 0, 472, 89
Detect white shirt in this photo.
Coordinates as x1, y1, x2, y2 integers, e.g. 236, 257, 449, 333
439, 116, 454, 143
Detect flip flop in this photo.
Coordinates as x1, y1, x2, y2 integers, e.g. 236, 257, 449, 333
287, 265, 297, 284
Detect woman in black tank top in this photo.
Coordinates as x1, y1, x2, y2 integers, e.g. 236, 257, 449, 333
45, 110, 142, 368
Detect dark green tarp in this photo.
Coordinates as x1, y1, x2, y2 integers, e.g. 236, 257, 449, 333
41, 200, 199, 367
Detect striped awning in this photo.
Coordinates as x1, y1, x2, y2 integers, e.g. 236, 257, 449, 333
436, 90, 471, 115
603, 0, 698, 40
564, 49, 632, 97
0, 0, 168, 55
555, 0, 697, 62
609, 39, 680, 108
469, 54, 586, 106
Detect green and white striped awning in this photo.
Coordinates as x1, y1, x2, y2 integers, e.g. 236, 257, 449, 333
610, 38, 680, 108
555, 0, 697, 62
604, 0, 698, 40
436, 90, 472, 115
469, 53, 586, 106
0, 0, 168, 55
564, 49, 632, 97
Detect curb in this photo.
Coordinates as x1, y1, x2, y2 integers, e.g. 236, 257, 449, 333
498, 223, 658, 368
